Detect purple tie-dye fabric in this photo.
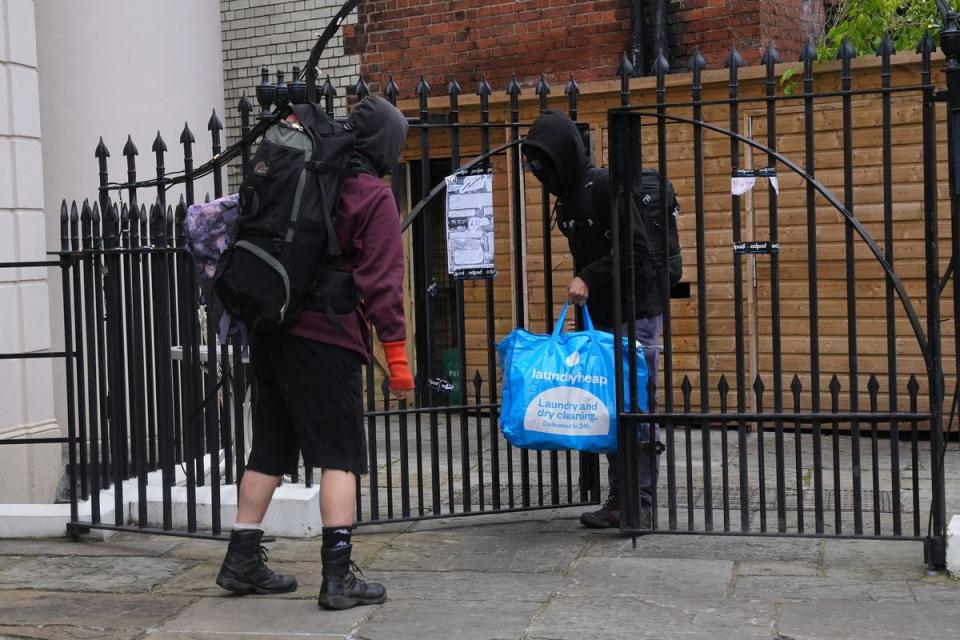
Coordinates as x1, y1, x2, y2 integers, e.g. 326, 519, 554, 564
185, 194, 240, 279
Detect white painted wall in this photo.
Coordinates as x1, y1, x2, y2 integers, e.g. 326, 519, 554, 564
0, 0, 59, 503
0, 0, 227, 503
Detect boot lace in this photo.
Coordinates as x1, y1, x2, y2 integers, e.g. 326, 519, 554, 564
602, 495, 618, 512
258, 545, 270, 564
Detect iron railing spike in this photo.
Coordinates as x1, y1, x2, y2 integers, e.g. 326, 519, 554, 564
151, 131, 167, 153
94, 137, 110, 159
122, 135, 138, 157
180, 122, 195, 145
415, 75, 431, 96
207, 109, 224, 132
877, 34, 896, 57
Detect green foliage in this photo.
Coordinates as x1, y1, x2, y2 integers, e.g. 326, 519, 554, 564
818, 0, 944, 59
779, 1, 949, 94
779, 65, 800, 96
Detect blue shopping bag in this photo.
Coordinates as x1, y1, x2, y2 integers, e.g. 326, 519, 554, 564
497, 304, 648, 454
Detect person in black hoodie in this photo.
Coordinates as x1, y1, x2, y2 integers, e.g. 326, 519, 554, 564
523, 109, 677, 529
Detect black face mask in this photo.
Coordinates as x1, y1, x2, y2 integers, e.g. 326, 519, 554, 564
524, 151, 563, 196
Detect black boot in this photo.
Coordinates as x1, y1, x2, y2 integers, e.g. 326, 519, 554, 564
216, 529, 297, 595
579, 495, 620, 528
317, 544, 386, 610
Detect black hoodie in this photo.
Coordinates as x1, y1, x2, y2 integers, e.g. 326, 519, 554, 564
524, 110, 662, 327
348, 95, 410, 177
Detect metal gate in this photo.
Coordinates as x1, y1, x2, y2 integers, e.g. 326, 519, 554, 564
53, 37, 955, 567
610, 39, 953, 569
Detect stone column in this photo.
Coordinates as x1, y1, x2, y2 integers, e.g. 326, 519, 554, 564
0, 0, 60, 503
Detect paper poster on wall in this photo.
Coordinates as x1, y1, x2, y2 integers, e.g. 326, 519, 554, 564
445, 170, 495, 280
731, 167, 779, 196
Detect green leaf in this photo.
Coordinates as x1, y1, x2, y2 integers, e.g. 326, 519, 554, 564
819, 0, 944, 58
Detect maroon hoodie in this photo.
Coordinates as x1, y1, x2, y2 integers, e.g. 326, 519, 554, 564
285, 171, 406, 362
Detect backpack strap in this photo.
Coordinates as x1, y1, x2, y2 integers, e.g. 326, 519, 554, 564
233, 240, 291, 323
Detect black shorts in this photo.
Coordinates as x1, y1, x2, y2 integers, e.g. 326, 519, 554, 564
246, 332, 368, 477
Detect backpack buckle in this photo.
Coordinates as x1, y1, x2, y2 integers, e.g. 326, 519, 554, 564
271, 236, 282, 254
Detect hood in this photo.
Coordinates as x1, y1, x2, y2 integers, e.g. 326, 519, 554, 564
523, 110, 589, 196
349, 96, 410, 177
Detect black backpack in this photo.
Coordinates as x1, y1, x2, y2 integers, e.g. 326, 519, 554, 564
214, 103, 359, 334
635, 168, 683, 291
580, 167, 683, 294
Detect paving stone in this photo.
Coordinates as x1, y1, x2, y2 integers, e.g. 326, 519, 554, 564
3, 512, 959, 640
0, 536, 180, 558
584, 532, 823, 563
0, 590, 193, 630
355, 598, 543, 640
156, 561, 320, 598
163, 539, 227, 562
733, 575, 914, 601
0, 557, 26, 574
778, 601, 960, 639
563, 557, 733, 597
144, 634, 347, 639
407, 508, 585, 534
369, 530, 587, 573
822, 539, 927, 580
159, 595, 368, 636
164, 533, 393, 565
371, 569, 565, 602
525, 595, 774, 640
908, 576, 960, 603
736, 560, 820, 576
0, 556, 194, 593
0, 625, 141, 639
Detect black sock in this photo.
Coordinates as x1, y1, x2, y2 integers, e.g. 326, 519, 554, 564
322, 526, 352, 549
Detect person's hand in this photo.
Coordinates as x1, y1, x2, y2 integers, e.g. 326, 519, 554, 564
383, 341, 415, 401
567, 276, 589, 305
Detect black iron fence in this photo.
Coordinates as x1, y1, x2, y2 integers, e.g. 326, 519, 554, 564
57, 64, 603, 539
48, 36, 956, 568
609, 39, 953, 569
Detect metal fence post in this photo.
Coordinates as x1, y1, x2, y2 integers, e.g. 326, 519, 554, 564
928, 2, 960, 570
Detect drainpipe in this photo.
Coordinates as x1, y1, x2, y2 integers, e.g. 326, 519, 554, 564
652, 0, 668, 70
629, 0, 646, 75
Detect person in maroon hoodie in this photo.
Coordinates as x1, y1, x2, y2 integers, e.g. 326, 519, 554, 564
216, 96, 414, 610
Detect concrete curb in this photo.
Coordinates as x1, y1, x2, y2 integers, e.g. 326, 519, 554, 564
948, 514, 960, 579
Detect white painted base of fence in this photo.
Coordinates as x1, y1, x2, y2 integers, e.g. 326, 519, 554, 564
0, 451, 322, 539
948, 514, 960, 579
132, 481, 321, 538
0, 498, 115, 539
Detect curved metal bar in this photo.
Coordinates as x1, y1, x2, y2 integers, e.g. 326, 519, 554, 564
400, 138, 525, 232
620, 109, 933, 379
302, 0, 363, 99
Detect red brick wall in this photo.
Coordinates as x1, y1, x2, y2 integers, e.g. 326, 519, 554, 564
346, 1, 825, 94
345, 0, 630, 95
760, 0, 826, 63
669, 0, 824, 70
668, 0, 762, 69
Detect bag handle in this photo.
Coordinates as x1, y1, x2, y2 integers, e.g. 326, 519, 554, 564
551, 303, 595, 338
